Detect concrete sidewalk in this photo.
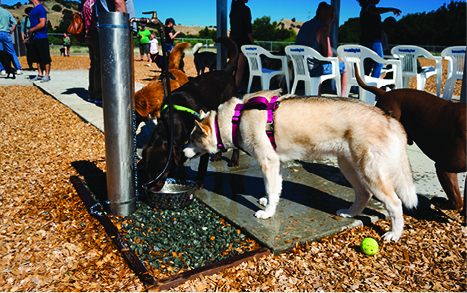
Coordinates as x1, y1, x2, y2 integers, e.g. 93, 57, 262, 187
2, 70, 465, 254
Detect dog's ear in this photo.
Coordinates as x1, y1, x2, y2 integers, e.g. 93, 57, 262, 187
199, 109, 207, 119
195, 120, 209, 137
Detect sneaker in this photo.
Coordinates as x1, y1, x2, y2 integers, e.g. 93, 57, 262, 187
146, 64, 151, 67
40, 75, 51, 82
16, 70, 23, 75
0, 70, 6, 76
30, 75, 42, 81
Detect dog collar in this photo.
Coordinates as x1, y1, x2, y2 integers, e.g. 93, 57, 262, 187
231, 96, 279, 150
162, 104, 200, 118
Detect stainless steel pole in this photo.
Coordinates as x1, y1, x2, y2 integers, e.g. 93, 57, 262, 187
99, 11, 136, 216
217, 0, 228, 70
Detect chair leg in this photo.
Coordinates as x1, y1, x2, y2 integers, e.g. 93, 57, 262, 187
442, 77, 456, 101
402, 77, 410, 88
291, 80, 299, 95
417, 73, 427, 91
247, 76, 254, 93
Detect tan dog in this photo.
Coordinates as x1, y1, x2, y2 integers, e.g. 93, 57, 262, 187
134, 42, 190, 128
184, 89, 418, 241
354, 66, 466, 222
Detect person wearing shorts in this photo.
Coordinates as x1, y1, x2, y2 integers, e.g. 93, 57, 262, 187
27, 0, 51, 82
137, 23, 150, 61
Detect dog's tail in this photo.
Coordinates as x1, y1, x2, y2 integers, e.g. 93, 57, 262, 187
169, 42, 191, 70
390, 129, 418, 209
192, 43, 203, 55
213, 36, 239, 74
354, 64, 386, 98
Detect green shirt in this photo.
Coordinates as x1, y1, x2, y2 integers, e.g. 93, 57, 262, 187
137, 28, 151, 44
0, 7, 16, 33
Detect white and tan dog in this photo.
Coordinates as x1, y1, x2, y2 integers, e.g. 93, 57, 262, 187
184, 90, 418, 241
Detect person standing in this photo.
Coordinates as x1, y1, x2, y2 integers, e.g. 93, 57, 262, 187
20, 6, 33, 70
295, 2, 347, 96
358, 0, 401, 78
137, 24, 151, 62
27, 0, 51, 82
63, 32, 71, 57
229, 0, 254, 92
164, 18, 180, 52
84, 0, 134, 104
0, 0, 23, 76
148, 32, 160, 67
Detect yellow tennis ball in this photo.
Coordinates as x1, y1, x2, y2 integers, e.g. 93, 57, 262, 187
360, 237, 379, 255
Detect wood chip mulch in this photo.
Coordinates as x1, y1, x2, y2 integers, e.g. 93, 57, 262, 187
0, 56, 465, 292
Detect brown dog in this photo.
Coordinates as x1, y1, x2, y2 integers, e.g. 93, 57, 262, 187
134, 42, 190, 128
355, 67, 466, 222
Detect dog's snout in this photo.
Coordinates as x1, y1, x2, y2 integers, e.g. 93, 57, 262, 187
183, 147, 196, 159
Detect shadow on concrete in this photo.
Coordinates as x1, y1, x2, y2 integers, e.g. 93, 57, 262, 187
62, 87, 89, 101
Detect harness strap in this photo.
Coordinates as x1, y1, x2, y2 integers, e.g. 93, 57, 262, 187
231, 96, 279, 150
215, 116, 227, 152
162, 104, 200, 118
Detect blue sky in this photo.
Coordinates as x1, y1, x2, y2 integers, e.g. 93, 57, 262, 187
2, 0, 461, 27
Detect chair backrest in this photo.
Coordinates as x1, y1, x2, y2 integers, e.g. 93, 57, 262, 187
441, 46, 466, 79
284, 45, 319, 80
241, 45, 269, 75
337, 45, 379, 82
391, 45, 437, 76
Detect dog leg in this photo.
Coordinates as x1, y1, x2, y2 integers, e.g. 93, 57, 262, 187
228, 149, 240, 167
255, 155, 282, 219
211, 151, 222, 162
432, 167, 463, 210
194, 154, 210, 189
336, 158, 372, 217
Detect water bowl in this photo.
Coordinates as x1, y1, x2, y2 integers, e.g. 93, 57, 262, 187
142, 178, 197, 209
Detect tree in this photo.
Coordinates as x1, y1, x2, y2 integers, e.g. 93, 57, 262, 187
252, 16, 296, 42
52, 4, 62, 12
338, 17, 360, 44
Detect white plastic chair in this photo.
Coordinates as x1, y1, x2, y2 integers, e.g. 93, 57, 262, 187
241, 45, 290, 93
441, 46, 466, 101
285, 45, 341, 96
391, 45, 442, 96
337, 45, 402, 105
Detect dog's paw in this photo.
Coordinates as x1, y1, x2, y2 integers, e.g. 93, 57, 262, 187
259, 197, 268, 206
211, 152, 222, 162
336, 209, 352, 218
431, 196, 463, 210
382, 231, 401, 241
255, 209, 273, 219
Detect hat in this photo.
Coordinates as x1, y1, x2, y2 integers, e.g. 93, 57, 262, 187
165, 18, 175, 26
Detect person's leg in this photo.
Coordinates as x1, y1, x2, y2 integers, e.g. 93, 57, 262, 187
139, 44, 144, 60
64, 45, 68, 56
370, 41, 384, 78
1, 33, 22, 71
361, 43, 374, 76
37, 38, 52, 77
339, 61, 347, 97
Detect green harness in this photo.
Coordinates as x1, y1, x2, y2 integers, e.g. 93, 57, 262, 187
162, 104, 200, 118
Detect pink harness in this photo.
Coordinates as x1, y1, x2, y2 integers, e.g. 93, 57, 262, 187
215, 96, 279, 152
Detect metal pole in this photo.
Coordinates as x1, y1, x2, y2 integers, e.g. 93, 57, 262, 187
217, 0, 228, 69
99, 11, 136, 216
330, 0, 340, 50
